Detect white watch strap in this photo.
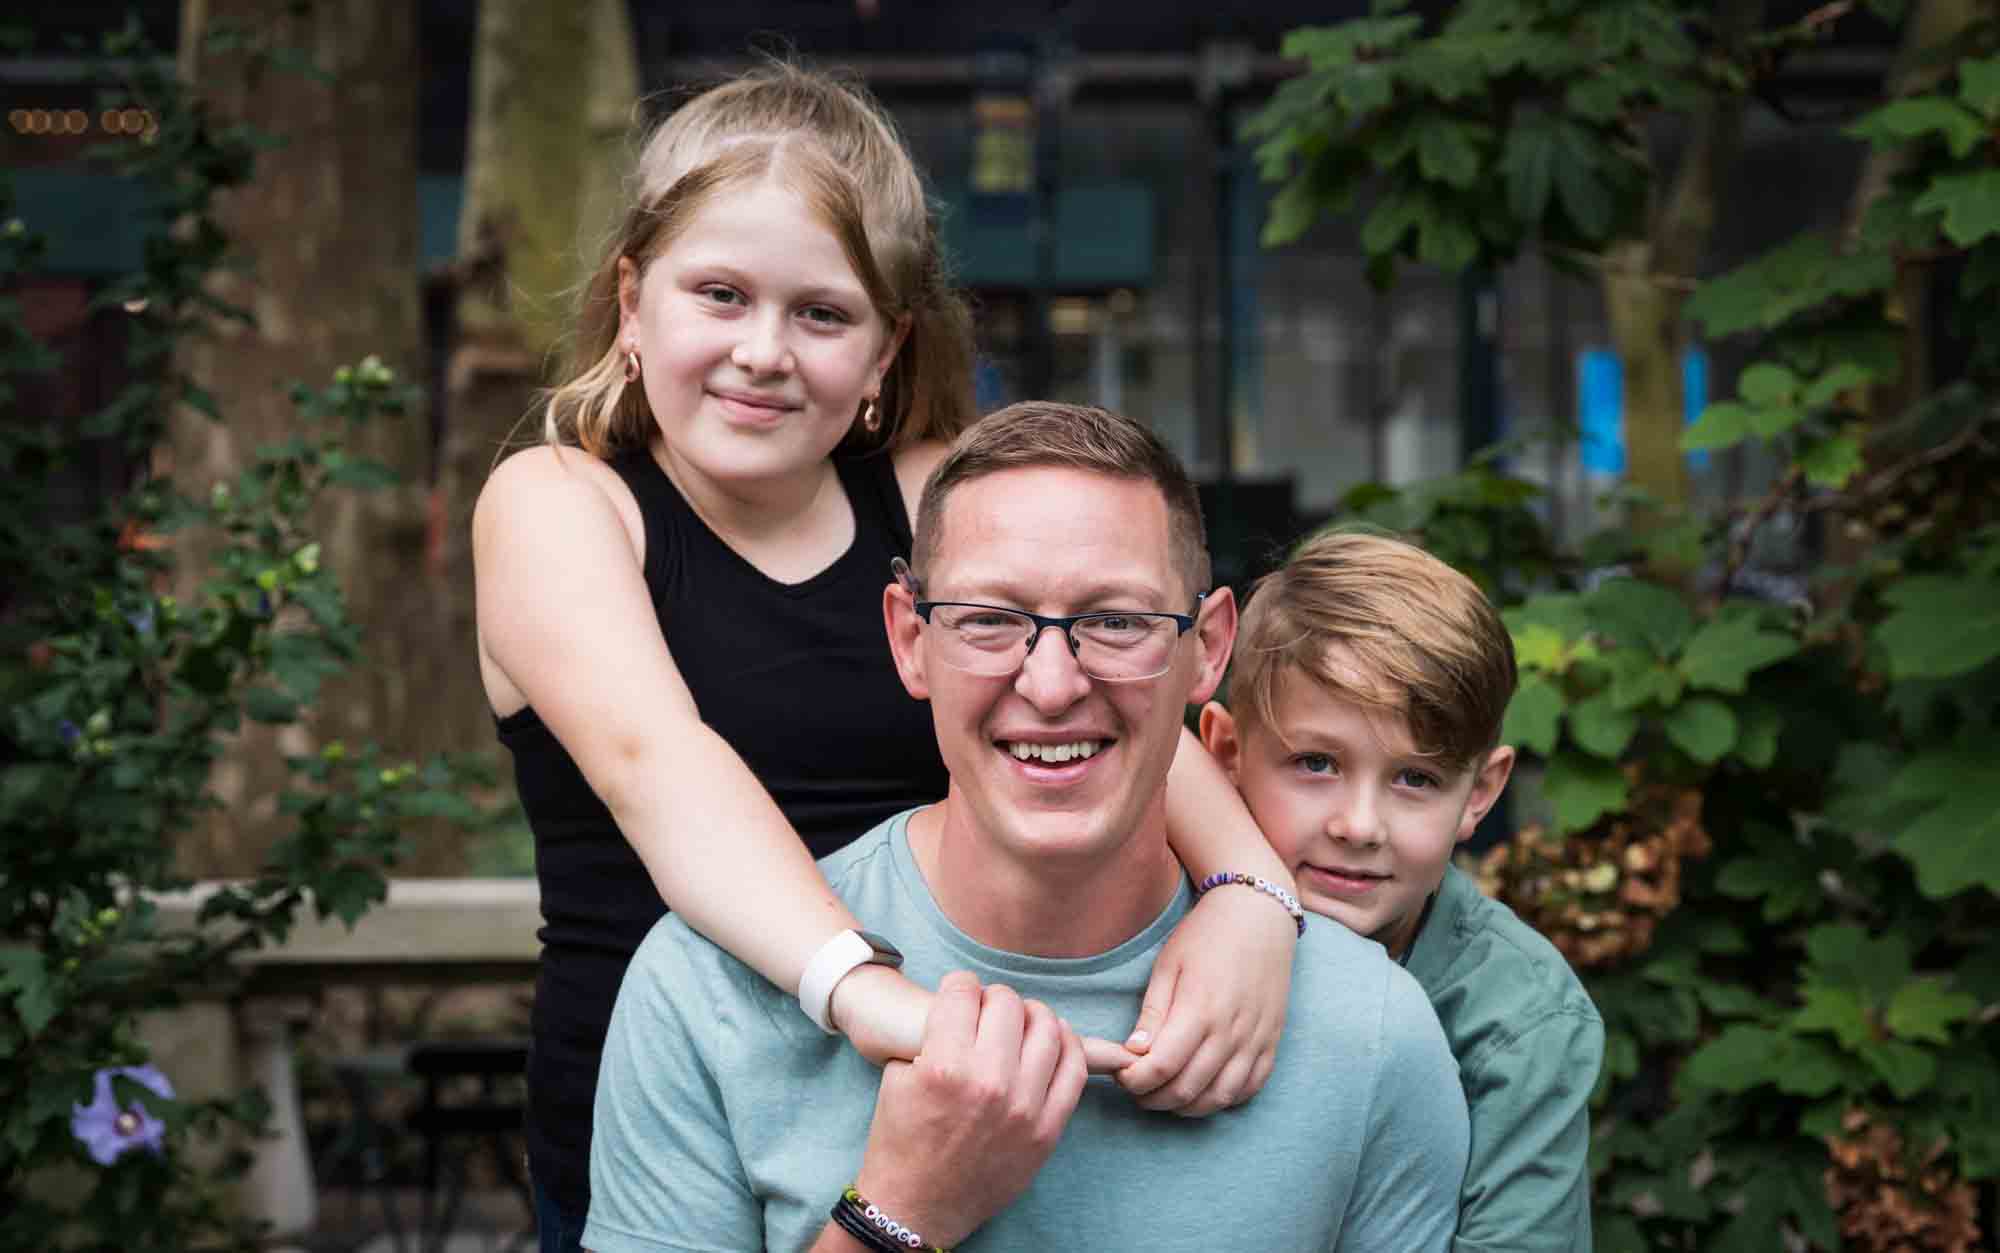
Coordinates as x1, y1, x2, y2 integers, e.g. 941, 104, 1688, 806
798, 929, 875, 1034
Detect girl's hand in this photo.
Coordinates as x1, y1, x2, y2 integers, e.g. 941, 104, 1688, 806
829, 963, 931, 1065
831, 964, 1143, 1077
1108, 882, 1297, 1115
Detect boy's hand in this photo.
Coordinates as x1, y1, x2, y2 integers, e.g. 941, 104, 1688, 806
852, 972, 1087, 1247
1111, 882, 1295, 1115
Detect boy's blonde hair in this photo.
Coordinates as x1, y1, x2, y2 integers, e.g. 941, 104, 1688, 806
543, 62, 975, 458
1231, 528, 1516, 769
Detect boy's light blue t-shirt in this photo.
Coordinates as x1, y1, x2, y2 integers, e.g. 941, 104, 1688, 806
1404, 864, 1605, 1252
585, 808, 1470, 1252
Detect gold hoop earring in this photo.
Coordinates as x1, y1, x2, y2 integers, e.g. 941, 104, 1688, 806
624, 349, 641, 383
860, 398, 881, 434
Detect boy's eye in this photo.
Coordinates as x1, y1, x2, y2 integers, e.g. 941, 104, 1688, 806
1396, 768, 1442, 790
1294, 753, 1336, 776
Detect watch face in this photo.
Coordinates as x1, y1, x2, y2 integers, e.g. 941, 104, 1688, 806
855, 930, 904, 968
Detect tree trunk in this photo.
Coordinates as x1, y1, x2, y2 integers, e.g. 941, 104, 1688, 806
1598, 3, 1758, 538
174, 0, 472, 875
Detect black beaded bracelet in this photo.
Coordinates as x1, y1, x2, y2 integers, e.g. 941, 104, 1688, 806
829, 1185, 954, 1253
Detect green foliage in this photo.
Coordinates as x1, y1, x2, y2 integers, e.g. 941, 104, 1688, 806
1261, 3, 2000, 1246
0, 23, 487, 1248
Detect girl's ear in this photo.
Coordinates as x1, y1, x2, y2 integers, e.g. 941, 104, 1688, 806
616, 257, 642, 338
873, 314, 912, 390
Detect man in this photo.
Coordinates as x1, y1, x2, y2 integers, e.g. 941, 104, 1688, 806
583, 402, 1469, 1252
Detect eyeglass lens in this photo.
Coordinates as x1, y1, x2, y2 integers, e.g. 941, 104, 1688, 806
927, 605, 1179, 680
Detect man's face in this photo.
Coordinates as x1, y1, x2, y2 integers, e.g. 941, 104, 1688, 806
1203, 657, 1512, 959
886, 465, 1233, 871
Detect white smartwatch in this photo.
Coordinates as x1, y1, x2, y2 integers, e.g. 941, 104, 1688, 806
797, 929, 905, 1034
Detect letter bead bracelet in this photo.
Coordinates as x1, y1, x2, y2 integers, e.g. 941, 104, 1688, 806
1194, 872, 1307, 937
831, 1185, 954, 1253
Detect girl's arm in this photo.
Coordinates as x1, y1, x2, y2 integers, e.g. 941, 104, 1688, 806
473, 446, 922, 1058
1114, 725, 1300, 1114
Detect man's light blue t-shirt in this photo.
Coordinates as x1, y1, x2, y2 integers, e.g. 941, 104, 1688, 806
586, 809, 1469, 1251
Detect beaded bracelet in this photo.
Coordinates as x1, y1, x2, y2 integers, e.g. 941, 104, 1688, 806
830, 1185, 955, 1253
1194, 871, 1307, 937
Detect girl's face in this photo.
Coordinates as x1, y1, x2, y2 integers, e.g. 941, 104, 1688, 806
618, 175, 904, 487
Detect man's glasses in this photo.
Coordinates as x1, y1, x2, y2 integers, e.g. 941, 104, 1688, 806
894, 558, 1203, 682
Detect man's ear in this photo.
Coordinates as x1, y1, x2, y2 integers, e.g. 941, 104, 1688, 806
883, 578, 929, 700
1197, 701, 1243, 785
1455, 745, 1517, 843
1185, 586, 1236, 706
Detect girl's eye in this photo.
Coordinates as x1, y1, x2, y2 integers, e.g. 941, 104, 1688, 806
800, 304, 850, 327
698, 285, 745, 306
1294, 753, 1335, 776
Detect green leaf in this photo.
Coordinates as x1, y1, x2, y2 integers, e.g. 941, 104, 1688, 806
1859, 1039, 1936, 1098
1805, 924, 1911, 1004
1681, 401, 1756, 452
1959, 54, 2000, 121
1663, 697, 1737, 763
242, 685, 301, 724
1680, 1024, 1784, 1094
1795, 982, 1874, 1050
1884, 977, 1977, 1044
1799, 431, 1864, 489
1733, 701, 1781, 769
1800, 361, 1878, 408
1687, 233, 1895, 338
1499, 115, 1558, 226
1912, 170, 2000, 247
1677, 615, 1799, 694
1502, 674, 1564, 756
1886, 743, 2000, 896
1512, 623, 1571, 672
0, 948, 57, 1037
1587, 578, 1692, 657
1845, 96, 1987, 158
1413, 117, 1488, 188
1737, 362, 1800, 407
1874, 574, 2000, 679
1604, 647, 1682, 710
1716, 829, 1823, 922
1542, 751, 1629, 834
1568, 690, 1638, 758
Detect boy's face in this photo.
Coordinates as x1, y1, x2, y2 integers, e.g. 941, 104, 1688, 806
1201, 654, 1513, 960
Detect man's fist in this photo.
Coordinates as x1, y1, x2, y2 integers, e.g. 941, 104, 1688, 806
849, 971, 1087, 1247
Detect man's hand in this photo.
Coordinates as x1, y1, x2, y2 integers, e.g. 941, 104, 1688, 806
1110, 881, 1294, 1115
849, 971, 1087, 1248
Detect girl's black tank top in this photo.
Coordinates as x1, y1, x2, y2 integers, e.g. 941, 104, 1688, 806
495, 445, 949, 1214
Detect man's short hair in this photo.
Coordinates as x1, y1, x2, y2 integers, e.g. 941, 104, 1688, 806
1230, 528, 1517, 770
912, 401, 1211, 598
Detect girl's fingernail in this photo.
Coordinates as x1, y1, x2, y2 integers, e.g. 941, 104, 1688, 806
1126, 1030, 1150, 1047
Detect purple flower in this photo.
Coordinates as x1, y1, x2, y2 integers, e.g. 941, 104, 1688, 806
58, 719, 81, 745
71, 1064, 174, 1165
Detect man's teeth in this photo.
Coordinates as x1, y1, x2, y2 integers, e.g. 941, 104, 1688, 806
1007, 741, 1103, 763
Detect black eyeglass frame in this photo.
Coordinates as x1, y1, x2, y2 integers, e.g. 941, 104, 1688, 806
909, 595, 1207, 679
890, 556, 1211, 679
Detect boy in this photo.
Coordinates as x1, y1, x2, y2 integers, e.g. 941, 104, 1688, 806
1199, 528, 1603, 1252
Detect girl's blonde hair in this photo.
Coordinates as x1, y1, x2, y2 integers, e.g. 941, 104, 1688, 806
543, 63, 976, 458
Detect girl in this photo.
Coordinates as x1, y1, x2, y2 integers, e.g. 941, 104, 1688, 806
471, 64, 1301, 1253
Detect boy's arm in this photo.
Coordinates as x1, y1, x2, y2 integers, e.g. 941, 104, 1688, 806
1339, 969, 1470, 1253
1453, 1007, 1605, 1253
584, 925, 763, 1253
